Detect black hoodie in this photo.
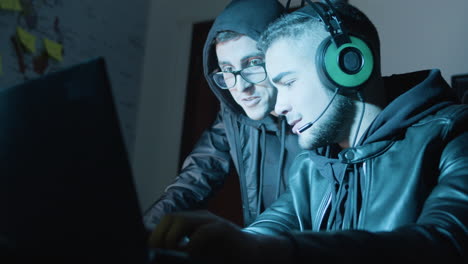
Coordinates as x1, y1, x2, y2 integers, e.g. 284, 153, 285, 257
144, 0, 302, 229
246, 69, 468, 262
308, 69, 460, 230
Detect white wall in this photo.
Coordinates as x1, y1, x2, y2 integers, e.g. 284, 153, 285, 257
133, 0, 468, 212
134, 0, 230, 211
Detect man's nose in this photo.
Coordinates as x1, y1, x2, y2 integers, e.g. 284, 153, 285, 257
235, 75, 252, 92
274, 95, 291, 116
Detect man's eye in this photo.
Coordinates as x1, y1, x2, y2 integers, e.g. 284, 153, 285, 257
248, 58, 263, 66
222, 66, 234, 72
284, 80, 296, 88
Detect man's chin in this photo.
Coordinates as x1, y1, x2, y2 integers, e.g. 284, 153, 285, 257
244, 109, 269, 120
299, 132, 326, 150
246, 114, 267, 121
298, 138, 314, 150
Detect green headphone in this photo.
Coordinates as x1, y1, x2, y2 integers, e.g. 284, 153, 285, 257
301, 0, 374, 94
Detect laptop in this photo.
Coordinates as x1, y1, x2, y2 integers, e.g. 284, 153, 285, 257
0, 58, 191, 263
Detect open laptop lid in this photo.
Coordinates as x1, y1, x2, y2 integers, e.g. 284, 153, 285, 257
0, 57, 148, 263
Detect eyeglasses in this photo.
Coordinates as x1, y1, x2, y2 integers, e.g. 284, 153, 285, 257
212, 63, 267, 89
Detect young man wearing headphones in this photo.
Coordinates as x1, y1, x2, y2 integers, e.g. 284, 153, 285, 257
148, 1, 468, 263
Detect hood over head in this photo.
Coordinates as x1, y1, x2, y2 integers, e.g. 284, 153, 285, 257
203, 0, 285, 124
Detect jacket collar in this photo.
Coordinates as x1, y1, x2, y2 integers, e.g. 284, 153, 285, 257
338, 140, 395, 164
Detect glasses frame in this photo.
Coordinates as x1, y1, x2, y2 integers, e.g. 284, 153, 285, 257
212, 63, 267, 89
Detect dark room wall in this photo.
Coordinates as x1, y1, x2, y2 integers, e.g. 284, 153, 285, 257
0, 0, 149, 157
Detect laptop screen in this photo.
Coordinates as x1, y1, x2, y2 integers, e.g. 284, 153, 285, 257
0, 57, 148, 263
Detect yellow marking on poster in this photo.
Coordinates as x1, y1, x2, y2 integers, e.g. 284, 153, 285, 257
0, 0, 23, 11
43, 38, 63, 61
16, 26, 36, 54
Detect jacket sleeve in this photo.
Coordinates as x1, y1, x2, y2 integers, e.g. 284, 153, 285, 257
143, 111, 232, 231
243, 189, 300, 236
243, 153, 311, 235
282, 132, 468, 263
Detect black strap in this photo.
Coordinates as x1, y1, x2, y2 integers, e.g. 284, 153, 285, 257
304, 0, 351, 46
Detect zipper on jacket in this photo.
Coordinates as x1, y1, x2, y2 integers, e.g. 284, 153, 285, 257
313, 186, 332, 231
357, 161, 367, 228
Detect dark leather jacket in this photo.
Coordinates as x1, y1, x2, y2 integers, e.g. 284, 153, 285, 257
245, 70, 468, 262
143, 0, 302, 229
143, 107, 300, 229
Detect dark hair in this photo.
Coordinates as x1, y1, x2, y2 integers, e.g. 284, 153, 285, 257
258, 2, 381, 73
215, 30, 244, 45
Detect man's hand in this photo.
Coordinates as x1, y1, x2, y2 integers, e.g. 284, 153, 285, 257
148, 210, 293, 264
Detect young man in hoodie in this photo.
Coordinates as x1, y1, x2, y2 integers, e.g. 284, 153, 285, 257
143, 0, 301, 231
148, 1, 468, 263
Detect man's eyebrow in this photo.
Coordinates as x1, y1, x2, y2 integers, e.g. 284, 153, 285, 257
218, 52, 263, 68
218, 61, 231, 66
272, 71, 294, 84
240, 52, 263, 63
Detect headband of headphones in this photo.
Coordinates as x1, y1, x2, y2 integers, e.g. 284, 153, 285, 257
292, 0, 375, 92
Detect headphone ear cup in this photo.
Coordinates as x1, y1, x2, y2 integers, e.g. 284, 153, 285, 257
316, 36, 374, 93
